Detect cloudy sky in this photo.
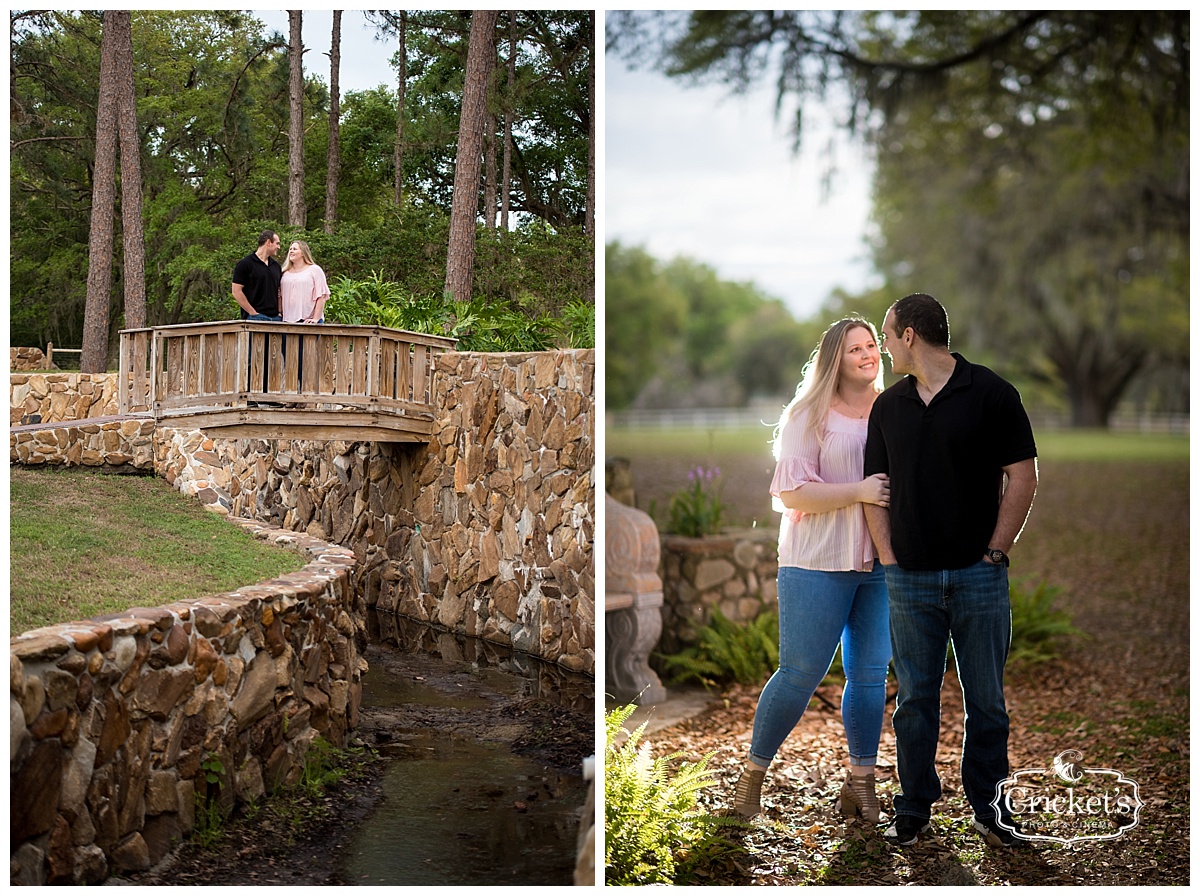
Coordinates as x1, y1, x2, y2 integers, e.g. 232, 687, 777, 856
604, 58, 880, 322
253, 10, 398, 95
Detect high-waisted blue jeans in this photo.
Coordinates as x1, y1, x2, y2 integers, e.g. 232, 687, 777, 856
884, 560, 1012, 824
749, 566, 890, 767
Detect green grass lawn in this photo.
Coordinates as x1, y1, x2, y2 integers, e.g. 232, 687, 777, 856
10, 467, 309, 634
606, 424, 1188, 464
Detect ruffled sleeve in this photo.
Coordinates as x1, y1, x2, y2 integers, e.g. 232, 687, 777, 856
310, 264, 329, 301
770, 408, 824, 519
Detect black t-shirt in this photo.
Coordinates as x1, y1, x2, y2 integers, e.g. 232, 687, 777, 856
863, 353, 1037, 570
232, 252, 282, 318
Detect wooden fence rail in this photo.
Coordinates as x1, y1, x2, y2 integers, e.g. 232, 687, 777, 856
118, 320, 457, 442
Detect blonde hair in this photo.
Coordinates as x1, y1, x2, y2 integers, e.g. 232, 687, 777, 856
281, 239, 316, 273
771, 316, 883, 460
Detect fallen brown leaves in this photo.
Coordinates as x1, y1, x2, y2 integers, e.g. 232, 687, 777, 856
641, 460, 1188, 885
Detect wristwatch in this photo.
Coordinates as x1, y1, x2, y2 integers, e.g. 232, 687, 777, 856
985, 548, 1009, 567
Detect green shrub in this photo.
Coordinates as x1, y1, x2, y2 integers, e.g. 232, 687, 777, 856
659, 608, 779, 688
1007, 579, 1087, 664
605, 704, 728, 885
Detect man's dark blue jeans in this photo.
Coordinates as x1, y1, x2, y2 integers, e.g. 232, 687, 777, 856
883, 559, 1012, 825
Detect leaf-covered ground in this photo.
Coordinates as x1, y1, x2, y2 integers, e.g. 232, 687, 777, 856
633, 459, 1188, 885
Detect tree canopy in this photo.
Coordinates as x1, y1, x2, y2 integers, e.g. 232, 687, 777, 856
10, 10, 594, 357
609, 11, 1188, 424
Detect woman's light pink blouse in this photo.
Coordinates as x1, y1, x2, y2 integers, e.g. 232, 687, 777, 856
280, 264, 329, 322
770, 407, 876, 572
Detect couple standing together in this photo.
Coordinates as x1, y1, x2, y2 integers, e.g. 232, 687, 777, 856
735, 293, 1039, 850
231, 229, 330, 325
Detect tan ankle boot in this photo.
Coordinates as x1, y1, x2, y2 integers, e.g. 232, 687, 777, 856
732, 767, 766, 819
839, 771, 882, 823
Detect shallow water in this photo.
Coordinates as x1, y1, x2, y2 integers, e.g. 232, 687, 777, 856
338, 614, 593, 885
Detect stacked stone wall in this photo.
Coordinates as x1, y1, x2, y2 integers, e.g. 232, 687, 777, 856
151, 350, 595, 673
9, 349, 596, 674
657, 530, 780, 657
9, 522, 362, 885
11, 347, 51, 372
10, 372, 124, 426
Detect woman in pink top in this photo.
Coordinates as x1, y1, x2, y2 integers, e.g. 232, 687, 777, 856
280, 240, 329, 324
732, 316, 892, 825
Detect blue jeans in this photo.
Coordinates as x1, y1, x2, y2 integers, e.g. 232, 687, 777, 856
884, 560, 1011, 823
749, 566, 890, 767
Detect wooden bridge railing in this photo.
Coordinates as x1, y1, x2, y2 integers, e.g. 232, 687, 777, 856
117, 320, 457, 441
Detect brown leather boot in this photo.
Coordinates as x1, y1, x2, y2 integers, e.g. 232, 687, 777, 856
838, 771, 882, 823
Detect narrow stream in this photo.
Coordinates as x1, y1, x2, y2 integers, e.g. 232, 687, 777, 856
338, 613, 594, 886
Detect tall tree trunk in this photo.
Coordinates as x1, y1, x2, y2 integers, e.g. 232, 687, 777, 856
81, 11, 121, 373
484, 111, 497, 231
394, 11, 407, 207
324, 10, 341, 234
585, 10, 595, 244
500, 13, 516, 233
287, 10, 305, 228
112, 10, 145, 330
444, 10, 498, 305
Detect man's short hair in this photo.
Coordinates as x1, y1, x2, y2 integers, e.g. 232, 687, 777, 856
892, 293, 949, 348
257, 229, 278, 247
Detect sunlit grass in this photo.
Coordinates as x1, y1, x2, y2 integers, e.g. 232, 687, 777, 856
605, 425, 1187, 463
10, 467, 308, 634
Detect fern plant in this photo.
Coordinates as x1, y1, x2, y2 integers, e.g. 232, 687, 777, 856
1008, 579, 1087, 664
605, 704, 727, 885
659, 608, 780, 688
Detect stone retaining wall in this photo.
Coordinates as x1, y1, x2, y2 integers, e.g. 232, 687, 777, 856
10, 372, 123, 426
11, 417, 155, 470
9, 349, 596, 675
11, 347, 51, 372
657, 530, 780, 657
9, 521, 362, 885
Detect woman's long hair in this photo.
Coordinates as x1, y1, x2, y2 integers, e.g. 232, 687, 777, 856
281, 240, 316, 273
771, 316, 883, 460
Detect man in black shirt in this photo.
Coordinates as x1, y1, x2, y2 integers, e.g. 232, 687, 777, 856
863, 294, 1038, 849
232, 230, 283, 320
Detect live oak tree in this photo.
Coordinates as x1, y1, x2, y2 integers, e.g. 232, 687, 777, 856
610, 10, 1189, 424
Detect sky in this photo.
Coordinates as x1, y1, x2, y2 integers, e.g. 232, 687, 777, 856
604, 59, 880, 323
252, 10, 399, 95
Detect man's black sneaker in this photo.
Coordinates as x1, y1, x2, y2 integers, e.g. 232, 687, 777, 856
972, 816, 1031, 848
883, 815, 931, 846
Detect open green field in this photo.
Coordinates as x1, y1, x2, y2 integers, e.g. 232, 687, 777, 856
10, 467, 309, 634
606, 424, 1188, 464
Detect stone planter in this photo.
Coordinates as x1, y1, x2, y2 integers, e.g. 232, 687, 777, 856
657, 528, 779, 658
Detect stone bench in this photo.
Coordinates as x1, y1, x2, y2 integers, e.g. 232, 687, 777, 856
603, 494, 666, 705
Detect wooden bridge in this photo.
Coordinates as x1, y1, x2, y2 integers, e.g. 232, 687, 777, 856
117, 320, 457, 442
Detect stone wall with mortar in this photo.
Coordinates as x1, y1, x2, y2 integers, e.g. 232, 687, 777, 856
10, 372, 124, 426
9, 349, 596, 674
152, 350, 596, 674
9, 521, 362, 885
657, 530, 780, 657
11, 347, 51, 372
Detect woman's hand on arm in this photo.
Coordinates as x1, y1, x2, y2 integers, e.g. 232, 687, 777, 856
777, 473, 889, 515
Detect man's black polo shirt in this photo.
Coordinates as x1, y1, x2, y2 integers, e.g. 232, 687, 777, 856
232, 252, 282, 318
863, 353, 1037, 571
